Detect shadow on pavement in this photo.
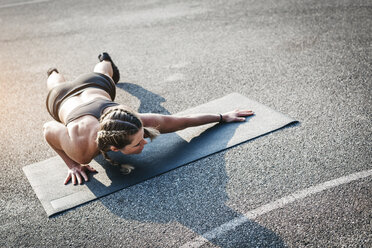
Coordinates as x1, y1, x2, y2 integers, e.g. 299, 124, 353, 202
89, 83, 286, 247
116, 82, 170, 114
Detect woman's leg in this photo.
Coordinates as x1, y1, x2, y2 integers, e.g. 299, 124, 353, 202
93, 60, 113, 78
47, 70, 66, 91
95, 52, 120, 83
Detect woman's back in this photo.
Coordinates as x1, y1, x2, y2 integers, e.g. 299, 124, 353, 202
58, 87, 113, 125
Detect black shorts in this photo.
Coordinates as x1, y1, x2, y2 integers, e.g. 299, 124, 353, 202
46, 73, 116, 122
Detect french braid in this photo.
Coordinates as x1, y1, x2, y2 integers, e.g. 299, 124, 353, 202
96, 107, 159, 174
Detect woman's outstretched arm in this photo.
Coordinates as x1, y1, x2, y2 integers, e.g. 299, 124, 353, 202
139, 109, 254, 134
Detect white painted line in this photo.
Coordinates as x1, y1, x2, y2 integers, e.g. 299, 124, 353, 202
180, 169, 372, 248
0, 0, 49, 9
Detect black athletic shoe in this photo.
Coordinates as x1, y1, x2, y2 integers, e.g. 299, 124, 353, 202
98, 52, 120, 84
47, 67, 59, 78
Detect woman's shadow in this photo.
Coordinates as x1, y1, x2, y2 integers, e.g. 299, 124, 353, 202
119, 82, 171, 114
89, 82, 286, 247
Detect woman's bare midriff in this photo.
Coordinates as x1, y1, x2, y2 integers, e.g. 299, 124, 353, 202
58, 88, 113, 125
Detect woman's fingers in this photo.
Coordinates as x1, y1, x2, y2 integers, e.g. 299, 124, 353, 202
86, 165, 97, 173
64, 173, 71, 185
64, 165, 97, 185
76, 172, 83, 185
81, 171, 89, 182
71, 173, 77, 185
237, 110, 254, 116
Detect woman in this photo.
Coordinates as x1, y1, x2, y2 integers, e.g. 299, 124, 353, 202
43, 53, 254, 185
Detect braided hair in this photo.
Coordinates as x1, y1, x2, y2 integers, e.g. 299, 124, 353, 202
96, 107, 159, 174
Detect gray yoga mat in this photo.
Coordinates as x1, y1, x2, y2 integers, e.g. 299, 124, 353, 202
23, 93, 297, 217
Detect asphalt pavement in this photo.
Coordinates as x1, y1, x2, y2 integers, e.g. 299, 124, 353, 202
0, 0, 371, 247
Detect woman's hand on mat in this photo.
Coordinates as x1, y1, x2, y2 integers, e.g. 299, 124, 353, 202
222, 109, 254, 123
64, 164, 97, 185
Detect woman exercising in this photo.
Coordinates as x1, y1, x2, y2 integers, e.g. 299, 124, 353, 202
43, 53, 254, 185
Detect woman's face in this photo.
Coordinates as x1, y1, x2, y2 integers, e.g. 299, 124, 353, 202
120, 128, 148, 155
